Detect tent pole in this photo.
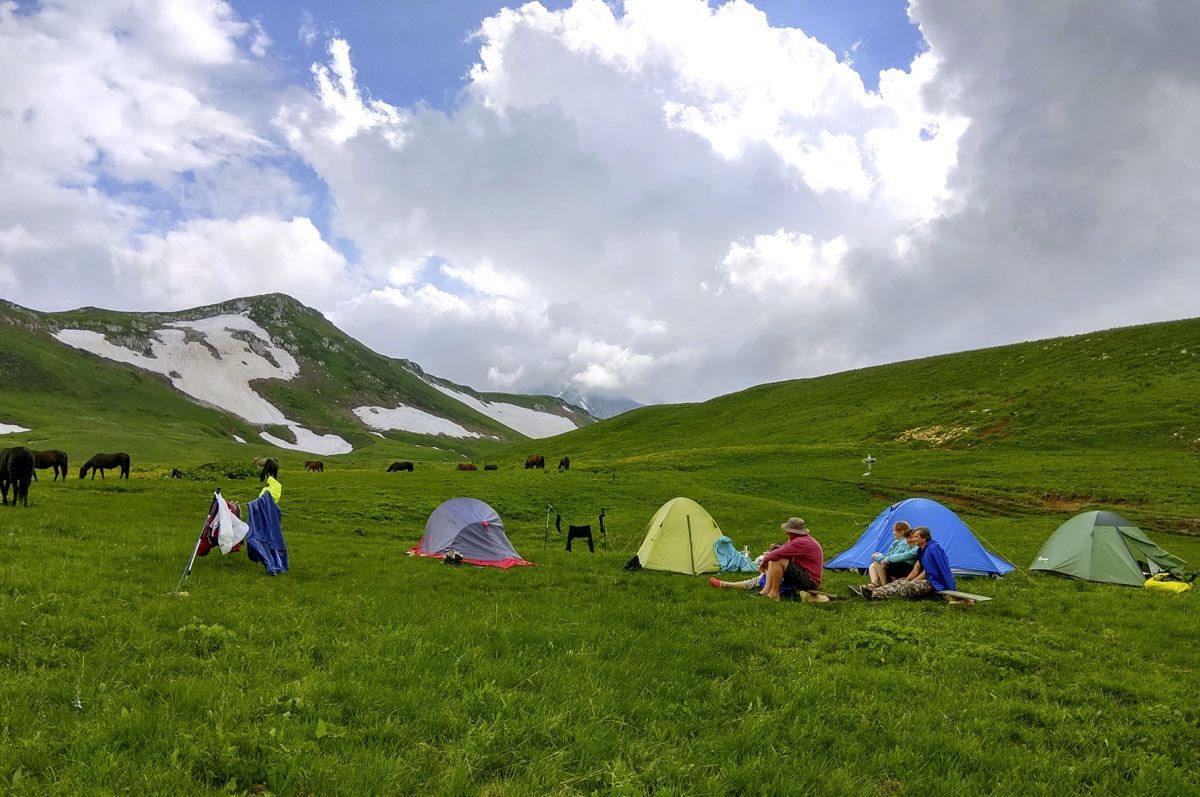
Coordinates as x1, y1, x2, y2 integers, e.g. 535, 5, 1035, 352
173, 491, 218, 594
686, 515, 696, 575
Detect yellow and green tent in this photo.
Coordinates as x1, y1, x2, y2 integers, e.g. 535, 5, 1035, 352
630, 497, 723, 575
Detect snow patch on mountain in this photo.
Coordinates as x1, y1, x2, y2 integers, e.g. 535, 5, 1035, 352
353, 405, 483, 438
1, 422, 30, 435
261, 426, 352, 455
53, 314, 353, 455
427, 383, 579, 438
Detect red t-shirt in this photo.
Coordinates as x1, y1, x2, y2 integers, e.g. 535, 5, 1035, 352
762, 534, 823, 586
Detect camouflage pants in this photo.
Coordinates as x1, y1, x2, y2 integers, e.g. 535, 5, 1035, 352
872, 578, 934, 600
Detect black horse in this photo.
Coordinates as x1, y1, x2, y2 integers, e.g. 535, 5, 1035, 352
0, 446, 35, 506
259, 458, 279, 481
80, 452, 131, 480
387, 460, 414, 472
32, 449, 69, 481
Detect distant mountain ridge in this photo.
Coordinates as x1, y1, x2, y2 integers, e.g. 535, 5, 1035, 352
0, 294, 593, 455
549, 387, 643, 420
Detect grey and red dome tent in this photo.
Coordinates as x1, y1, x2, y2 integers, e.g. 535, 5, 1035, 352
409, 497, 531, 568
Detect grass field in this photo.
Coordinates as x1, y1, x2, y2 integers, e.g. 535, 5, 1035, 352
1, 449, 1197, 795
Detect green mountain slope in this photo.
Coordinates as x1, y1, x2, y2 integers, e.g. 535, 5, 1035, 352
530, 317, 1200, 530
0, 295, 589, 460
551, 318, 1200, 454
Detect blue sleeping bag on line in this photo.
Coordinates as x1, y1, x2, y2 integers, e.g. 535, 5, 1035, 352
245, 491, 288, 575
714, 535, 758, 573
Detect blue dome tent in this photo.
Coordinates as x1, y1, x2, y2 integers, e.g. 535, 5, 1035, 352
825, 498, 1015, 577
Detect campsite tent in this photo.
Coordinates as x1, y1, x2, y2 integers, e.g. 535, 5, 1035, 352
825, 497, 1015, 577
409, 497, 531, 568
1031, 510, 1186, 586
630, 497, 723, 575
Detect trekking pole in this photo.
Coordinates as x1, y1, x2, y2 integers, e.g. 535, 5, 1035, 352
544, 503, 554, 550
173, 490, 218, 594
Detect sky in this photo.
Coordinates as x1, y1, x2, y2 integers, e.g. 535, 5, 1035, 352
2, 0, 1198, 406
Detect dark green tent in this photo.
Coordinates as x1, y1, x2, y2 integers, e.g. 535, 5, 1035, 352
1031, 510, 1186, 586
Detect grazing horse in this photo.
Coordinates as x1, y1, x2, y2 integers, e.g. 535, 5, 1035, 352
304, 460, 324, 473
79, 452, 131, 480
456, 463, 477, 471
32, 449, 69, 481
525, 454, 545, 470
558, 456, 571, 471
1, 446, 35, 506
387, 461, 414, 472
483, 464, 498, 471
259, 458, 279, 481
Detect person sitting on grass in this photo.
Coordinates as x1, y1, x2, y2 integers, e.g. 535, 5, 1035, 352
711, 517, 823, 601
853, 526, 954, 600
866, 520, 919, 587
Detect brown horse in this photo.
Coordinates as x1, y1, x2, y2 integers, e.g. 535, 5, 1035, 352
304, 460, 324, 472
80, 452, 130, 480
525, 454, 545, 470
457, 463, 477, 471
0, 446, 35, 506
558, 456, 571, 471
32, 449, 69, 481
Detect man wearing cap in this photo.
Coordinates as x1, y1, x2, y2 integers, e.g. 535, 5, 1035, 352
758, 517, 823, 601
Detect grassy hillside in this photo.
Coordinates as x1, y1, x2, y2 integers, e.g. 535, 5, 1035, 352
533, 317, 1200, 532
0, 295, 589, 460
2, 313, 1199, 793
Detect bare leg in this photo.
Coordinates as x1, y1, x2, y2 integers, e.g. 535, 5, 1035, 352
868, 561, 889, 586
709, 575, 760, 589
760, 560, 787, 601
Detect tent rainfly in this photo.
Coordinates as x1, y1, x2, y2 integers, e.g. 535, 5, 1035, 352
409, 497, 532, 568
628, 497, 723, 575
825, 497, 1015, 577
1031, 510, 1186, 586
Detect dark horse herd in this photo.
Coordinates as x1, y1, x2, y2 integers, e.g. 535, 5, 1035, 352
0, 446, 573, 506
0, 446, 130, 507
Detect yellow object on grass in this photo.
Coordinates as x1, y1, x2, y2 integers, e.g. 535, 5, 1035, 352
1144, 573, 1191, 593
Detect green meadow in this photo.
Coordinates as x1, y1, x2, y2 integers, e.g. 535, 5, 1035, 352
2, 453, 1198, 796
2, 316, 1200, 794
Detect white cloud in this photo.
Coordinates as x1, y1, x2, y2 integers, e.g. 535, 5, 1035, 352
0, 0, 290, 312
278, 0, 964, 401
5, 0, 1198, 409
721, 229, 851, 299
114, 215, 353, 310
248, 18, 271, 58
488, 365, 524, 388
